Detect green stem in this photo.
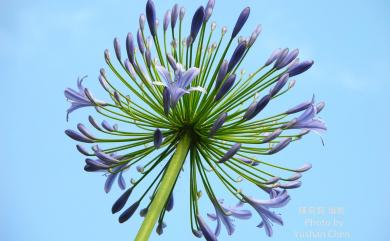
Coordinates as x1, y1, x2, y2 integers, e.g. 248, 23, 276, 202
135, 133, 191, 241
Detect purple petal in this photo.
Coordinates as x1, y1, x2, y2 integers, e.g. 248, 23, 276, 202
231, 7, 250, 39
197, 215, 218, 241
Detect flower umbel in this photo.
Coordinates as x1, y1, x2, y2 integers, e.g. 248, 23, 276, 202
65, 0, 326, 240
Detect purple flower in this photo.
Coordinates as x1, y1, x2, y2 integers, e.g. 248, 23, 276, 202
243, 101, 257, 120
273, 48, 289, 69
167, 54, 177, 70
64, 76, 106, 121
154, 128, 163, 148
275, 49, 299, 69
167, 192, 174, 212
254, 94, 271, 115
208, 200, 252, 236
179, 7, 186, 21
65, 129, 94, 143
126, 33, 135, 64
268, 138, 292, 154
197, 214, 218, 241
264, 48, 282, 66
137, 30, 145, 54
205, 0, 216, 22
146, 0, 157, 36
119, 200, 140, 223
215, 74, 236, 101
288, 103, 327, 133
114, 37, 121, 61
156, 64, 204, 108
209, 112, 228, 137
285, 100, 312, 114
231, 7, 250, 39
139, 14, 146, 30
270, 73, 289, 97
279, 180, 302, 189
190, 6, 205, 42
219, 143, 241, 163
112, 187, 134, 214
261, 129, 283, 144
215, 60, 228, 88
163, 10, 171, 32
248, 24, 262, 47
171, 4, 179, 29
243, 190, 290, 237
239, 157, 260, 166
287, 60, 314, 77
163, 87, 170, 115
227, 42, 246, 73
316, 101, 325, 114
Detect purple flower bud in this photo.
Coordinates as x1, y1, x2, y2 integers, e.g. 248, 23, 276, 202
163, 87, 170, 115
119, 200, 140, 223
113, 91, 121, 104
126, 33, 135, 64
156, 222, 167, 235
65, 129, 94, 143
215, 74, 236, 101
163, 10, 171, 32
166, 193, 174, 212
104, 49, 110, 61
248, 24, 262, 47
264, 48, 282, 66
186, 36, 193, 46
146, 0, 157, 36
145, 49, 152, 67
85, 158, 109, 170
239, 157, 259, 166
284, 173, 302, 181
76, 144, 91, 156
231, 7, 250, 39
268, 138, 292, 154
287, 60, 314, 77
209, 112, 228, 137
88, 115, 102, 131
204, 0, 215, 22
102, 120, 115, 132
196, 214, 218, 241
279, 180, 301, 189
296, 163, 312, 172
112, 187, 133, 214
124, 59, 136, 79
219, 143, 241, 163
137, 30, 145, 54
154, 128, 163, 148
179, 7, 185, 20
77, 123, 95, 139
140, 208, 148, 217
167, 54, 177, 71
113, 37, 121, 61
171, 4, 179, 29
273, 48, 289, 69
275, 49, 299, 69
99, 75, 111, 93
215, 60, 228, 88
261, 129, 282, 144
190, 6, 205, 41
316, 101, 325, 114
254, 94, 271, 116
270, 73, 289, 97
285, 101, 311, 114
243, 101, 258, 120
139, 14, 146, 30
227, 42, 246, 73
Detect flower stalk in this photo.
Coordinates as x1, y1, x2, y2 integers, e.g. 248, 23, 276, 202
135, 132, 191, 241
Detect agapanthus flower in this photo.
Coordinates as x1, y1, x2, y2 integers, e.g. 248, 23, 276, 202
65, 1, 326, 241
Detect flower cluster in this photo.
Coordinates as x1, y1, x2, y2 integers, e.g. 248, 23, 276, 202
65, 0, 326, 240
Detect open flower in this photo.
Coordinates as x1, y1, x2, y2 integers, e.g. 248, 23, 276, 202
155, 63, 206, 109
64, 76, 106, 121
65, 1, 326, 240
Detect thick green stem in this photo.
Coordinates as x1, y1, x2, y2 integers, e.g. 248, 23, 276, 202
135, 133, 191, 241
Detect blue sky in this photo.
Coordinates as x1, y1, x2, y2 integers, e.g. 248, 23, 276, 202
1, 0, 389, 241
